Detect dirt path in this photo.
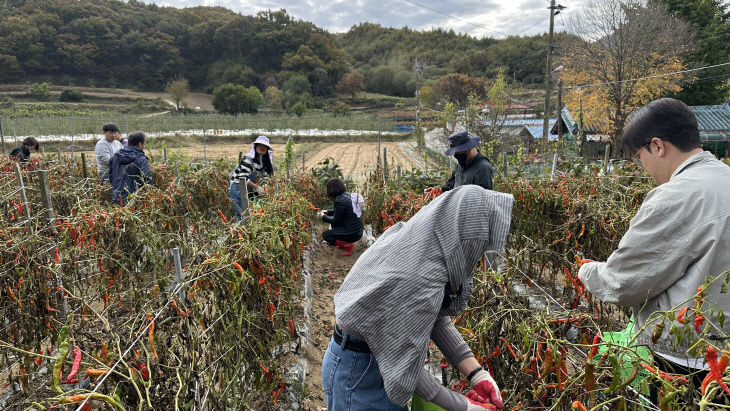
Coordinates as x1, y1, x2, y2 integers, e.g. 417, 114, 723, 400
300, 227, 366, 410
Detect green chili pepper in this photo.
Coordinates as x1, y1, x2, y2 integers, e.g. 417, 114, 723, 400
52, 324, 70, 394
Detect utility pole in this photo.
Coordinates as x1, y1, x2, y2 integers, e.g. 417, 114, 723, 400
556, 79, 563, 140
542, 0, 565, 143
414, 56, 423, 148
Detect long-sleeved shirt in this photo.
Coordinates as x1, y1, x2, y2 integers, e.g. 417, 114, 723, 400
442, 152, 494, 192
334, 185, 513, 406
230, 156, 266, 184
579, 151, 730, 358
95, 138, 123, 179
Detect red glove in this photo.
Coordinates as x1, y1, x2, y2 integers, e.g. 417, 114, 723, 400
466, 394, 497, 410
469, 370, 504, 409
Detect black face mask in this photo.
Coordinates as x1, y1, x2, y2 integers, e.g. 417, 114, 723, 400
454, 152, 468, 167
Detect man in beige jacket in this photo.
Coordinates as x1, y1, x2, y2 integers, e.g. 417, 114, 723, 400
578, 98, 730, 401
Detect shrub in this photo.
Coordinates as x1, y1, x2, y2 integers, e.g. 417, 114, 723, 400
212, 83, 264, 114
291, 101, 306, 117
29, 82, 52, 100
59, 89, 84, 102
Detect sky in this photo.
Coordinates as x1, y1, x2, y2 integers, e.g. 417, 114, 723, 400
145, 0, 590, 39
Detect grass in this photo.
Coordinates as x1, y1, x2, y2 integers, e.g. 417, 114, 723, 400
0, 112, 395, 138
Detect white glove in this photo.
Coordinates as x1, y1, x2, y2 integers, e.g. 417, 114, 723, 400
255, 186, 266, 196
467, 369, 503, 409
316, 210, 324, 218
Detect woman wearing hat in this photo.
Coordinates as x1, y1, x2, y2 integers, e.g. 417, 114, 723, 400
229, 136, 274, 220
10, 137, 39, 162
324, 185, 512, 411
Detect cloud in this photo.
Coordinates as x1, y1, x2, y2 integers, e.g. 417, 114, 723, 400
145, 0, 589, 38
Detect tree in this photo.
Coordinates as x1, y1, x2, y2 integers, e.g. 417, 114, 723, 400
29, 82, 51, 100
335, 71, 365, 97
365, 66, 394, 94
660, 0, 730, 105
265, 86, 285, 111
561, 0, 695, 155
291, 101, 306, 117
283, 75, 311, 97
166, 78, 189, 110
474, 68, 516, 154
212, 84, 264, 114
431, 73, 486, 108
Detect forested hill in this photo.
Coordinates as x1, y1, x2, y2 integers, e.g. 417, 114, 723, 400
336, 23, 555, 85
0, 0, 550, 93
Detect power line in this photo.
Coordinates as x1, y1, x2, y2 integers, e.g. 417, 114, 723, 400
567, 61, 730, 90
400, 0, 511, 38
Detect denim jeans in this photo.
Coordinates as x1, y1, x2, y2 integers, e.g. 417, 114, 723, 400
322, 335, 408, 411
228, 182, 243, 221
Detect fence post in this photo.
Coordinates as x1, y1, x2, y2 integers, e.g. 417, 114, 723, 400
80, 153, 88, 179
239, 181, 251, 223
286, 157, 290, 180
14, 163, 33, 234
396, 165, 401, 191
302, 151, 305, 172
550, 153, 558, 181
238, 152, 242, 163
57, 148, 61, 162
71, 114, 75, 159
37, 170, 57, 234
0, 118, 5, 156
163, 148, 168, 164
174, 163, 180, 180
170, 248, 185, 302
383, 147, 388, 179
502, 152, 508, 178
203, 129, 208, 166
602, 147, 610, 175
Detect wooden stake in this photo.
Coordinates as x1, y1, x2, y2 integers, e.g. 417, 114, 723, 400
81, 153, 88, 179
14, 163, 33, 234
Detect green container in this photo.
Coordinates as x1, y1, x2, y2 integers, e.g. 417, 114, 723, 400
412, 393, 446, 411
597, 317, 652, 394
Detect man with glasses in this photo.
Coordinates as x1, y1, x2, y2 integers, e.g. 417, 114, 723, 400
578, 98, 730, 402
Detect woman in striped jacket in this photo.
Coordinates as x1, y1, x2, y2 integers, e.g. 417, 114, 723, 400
228, 136, 274, 221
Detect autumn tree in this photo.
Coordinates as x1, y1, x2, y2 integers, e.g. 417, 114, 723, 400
335, 71, 365, 97
166, 78, 189, 110
265, 86, 284, 111
560, 0, 695, 155
431, 73, 486, 108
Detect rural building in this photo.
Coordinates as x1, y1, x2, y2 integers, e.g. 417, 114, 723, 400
689, 103, 730, 159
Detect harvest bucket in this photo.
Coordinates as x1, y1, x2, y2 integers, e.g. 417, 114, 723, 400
411, 393, 446, 411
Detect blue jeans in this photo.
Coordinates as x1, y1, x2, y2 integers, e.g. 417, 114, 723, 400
229, 182, 243, 221
322, 336, 408, 411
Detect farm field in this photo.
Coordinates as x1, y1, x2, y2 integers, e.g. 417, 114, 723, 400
1, 154, 728, 410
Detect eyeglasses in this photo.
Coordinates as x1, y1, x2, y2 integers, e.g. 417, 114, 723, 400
631, 143, 651, 166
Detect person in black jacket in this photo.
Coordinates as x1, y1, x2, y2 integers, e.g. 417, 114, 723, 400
10, 137, 39, 162
318, 178, 364, 256
431, 130, 494, 193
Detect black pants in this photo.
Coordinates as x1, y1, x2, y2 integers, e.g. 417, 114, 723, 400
649, 355, 709, 407
322, 230, 362, 245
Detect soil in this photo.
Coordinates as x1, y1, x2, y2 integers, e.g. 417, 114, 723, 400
299, 225, 366, 411
304, 142, 426, 182
54, 140, 427, 182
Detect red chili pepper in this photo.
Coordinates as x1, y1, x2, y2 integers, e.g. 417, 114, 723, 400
499, 337, 519, 361
65, 346, 82, 382
694, 315, 705, 333
6, 286, 22, 309
676, 306, 689, 324
288, 318, 296, 338
702, 346, 730, 395
267, 302, 275, 322
217, 209, 227, 224
54, 248, 60, 265
138, 363, 149, 381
